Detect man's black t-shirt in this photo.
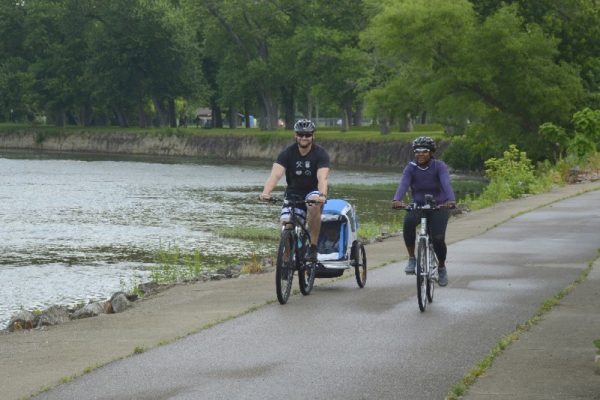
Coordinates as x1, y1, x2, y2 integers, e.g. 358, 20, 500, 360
275, 143, 330, 197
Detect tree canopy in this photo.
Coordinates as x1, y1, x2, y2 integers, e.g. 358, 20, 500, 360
0, 0, 598, 167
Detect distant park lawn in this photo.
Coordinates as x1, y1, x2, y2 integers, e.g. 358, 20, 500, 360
0, 123, 445, 142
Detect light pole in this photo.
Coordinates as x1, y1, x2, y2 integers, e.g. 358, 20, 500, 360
10, 109, 14, 123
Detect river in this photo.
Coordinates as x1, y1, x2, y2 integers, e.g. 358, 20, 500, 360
1, 151, 410, 327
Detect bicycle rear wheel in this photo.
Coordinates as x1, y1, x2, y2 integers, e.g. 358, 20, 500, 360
416, 238, 428, 312
276, 230, 295, 304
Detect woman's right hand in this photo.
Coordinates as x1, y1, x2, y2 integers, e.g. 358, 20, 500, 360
391, 200, 405, 209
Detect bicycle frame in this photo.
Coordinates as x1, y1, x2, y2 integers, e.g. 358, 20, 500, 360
281, 198, 314, 269
268, 195, 319, 304
417, 213, 439, 280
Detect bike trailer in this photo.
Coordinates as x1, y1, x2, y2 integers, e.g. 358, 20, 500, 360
315, 199, 359, 278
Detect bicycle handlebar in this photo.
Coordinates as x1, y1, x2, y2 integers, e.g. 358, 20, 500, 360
393, 202, 455, 211
259, 196, 320, 206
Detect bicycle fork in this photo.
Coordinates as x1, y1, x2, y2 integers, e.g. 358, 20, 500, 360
419, 217, 437, 279
421, 217, 439, 280
419, 217, 427, 278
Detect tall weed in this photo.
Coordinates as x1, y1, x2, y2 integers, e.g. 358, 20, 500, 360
150, 245, 207, 283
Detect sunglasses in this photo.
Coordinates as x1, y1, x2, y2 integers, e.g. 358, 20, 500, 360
296, 132, 314, 138
414, 148, 430, 154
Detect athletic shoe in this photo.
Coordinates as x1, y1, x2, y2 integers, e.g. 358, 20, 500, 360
405, 257, 416, 274
306, 244, 318, 262
438, 267, 448, 286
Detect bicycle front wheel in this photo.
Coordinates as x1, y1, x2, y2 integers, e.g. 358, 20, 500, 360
416, 238, 428, 312
298, 261, 316, 295
426, 242, 437, 303
276, 230, 295, 304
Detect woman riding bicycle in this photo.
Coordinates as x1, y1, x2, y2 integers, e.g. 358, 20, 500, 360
259, 119, 330, 262
391, 136, 456, 286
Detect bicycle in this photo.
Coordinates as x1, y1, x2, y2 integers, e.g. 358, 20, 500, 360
264, 195, 319, 304
396, 194, 447, 312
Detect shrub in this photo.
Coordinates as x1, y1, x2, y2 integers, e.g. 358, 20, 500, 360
483, 145, 536, 198
467, 145, 556, 209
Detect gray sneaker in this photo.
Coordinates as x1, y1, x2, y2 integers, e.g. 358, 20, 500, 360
438, 267, 448, 286
306, 244, 318, 263
405, 257, 416, 274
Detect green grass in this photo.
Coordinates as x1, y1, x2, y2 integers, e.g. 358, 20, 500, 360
0, 122, 444, 142
133, 346, 147, 354
214, 226, 279, 241
149, 245, 240, 284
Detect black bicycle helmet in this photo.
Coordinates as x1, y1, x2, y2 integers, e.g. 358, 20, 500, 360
412, 136, 436, 152
294, 119, 315, 133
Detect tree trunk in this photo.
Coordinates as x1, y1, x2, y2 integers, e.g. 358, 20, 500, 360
379, 116, 390, 135
152, 96, 167, 127
353, 101, 364, 127
281, 86, 295, 130
211, 100, 222, 128
52, 108, 66, 127
138, 98, 148, 128
228, 105, 237, 129
244, 101, 250, 128
258, 90, 277, 130
304, 93, 313, 120
168, 98, 176, 128
342, 100, 352, 132
78, 104, 93, 127
400, 113, 414, 132
113, 107, 128, 127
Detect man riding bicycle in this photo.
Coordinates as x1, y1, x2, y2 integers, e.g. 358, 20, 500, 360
391, 136, 456, 286
259, 119, 330, 262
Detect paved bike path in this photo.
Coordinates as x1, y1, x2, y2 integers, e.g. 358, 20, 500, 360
0, 181, 599, 400
28, 185, 600, 400
462, 255, 600, 400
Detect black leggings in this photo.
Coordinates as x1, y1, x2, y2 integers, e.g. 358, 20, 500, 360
403, 209, 449, 264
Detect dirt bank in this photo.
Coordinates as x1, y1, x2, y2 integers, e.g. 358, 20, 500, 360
0, 130, 448, 168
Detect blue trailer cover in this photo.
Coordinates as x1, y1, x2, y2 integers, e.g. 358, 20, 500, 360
320, 199, 353, 260
323, 199, 350, 215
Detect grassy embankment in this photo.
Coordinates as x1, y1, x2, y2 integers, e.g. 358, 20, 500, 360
0, 122, 444, 142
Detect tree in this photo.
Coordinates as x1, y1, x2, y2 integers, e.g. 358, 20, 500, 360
89, 0, 205, 127
362, 0, 476, 133
295, 0, 370, 131
364, 0, 584, 164
469, 0, 600, 108
0, 1, 30, 122
198, 0, 299, 130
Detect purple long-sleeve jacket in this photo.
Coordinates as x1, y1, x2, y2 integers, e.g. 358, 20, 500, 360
393, 159, 455, 205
